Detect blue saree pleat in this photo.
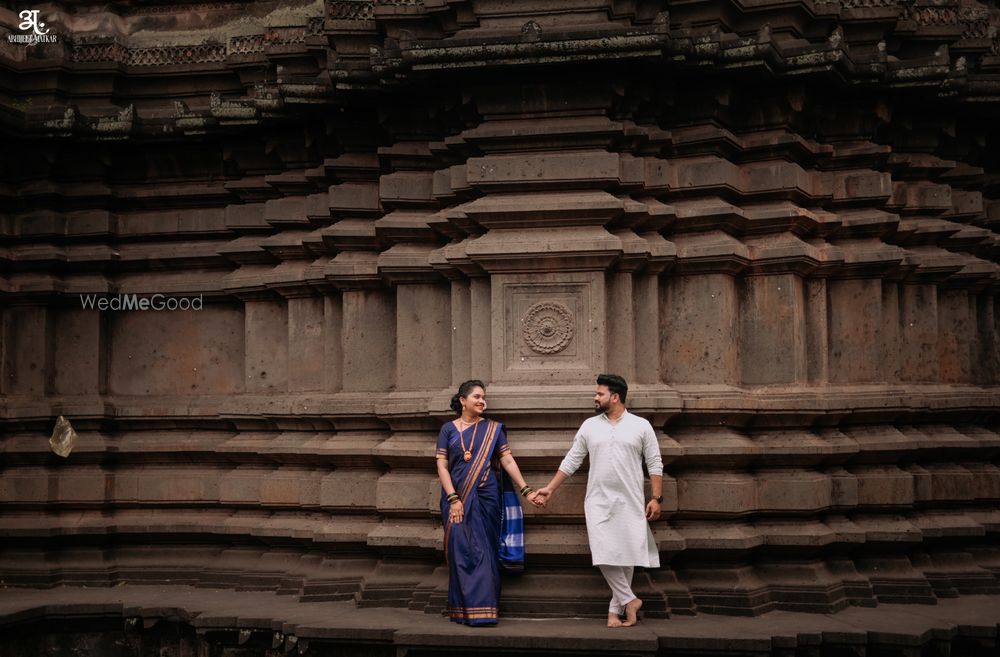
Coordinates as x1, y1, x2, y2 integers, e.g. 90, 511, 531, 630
441, 420, 502, 625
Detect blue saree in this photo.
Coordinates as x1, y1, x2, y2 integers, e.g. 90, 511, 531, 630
437, 419, 511, 625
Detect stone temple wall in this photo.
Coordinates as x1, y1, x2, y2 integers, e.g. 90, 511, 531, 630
1, 0, 999, 619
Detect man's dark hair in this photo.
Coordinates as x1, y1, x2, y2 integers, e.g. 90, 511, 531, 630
597, 373, 628, 404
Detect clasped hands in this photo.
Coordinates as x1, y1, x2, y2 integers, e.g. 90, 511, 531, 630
526, 487, 552, 508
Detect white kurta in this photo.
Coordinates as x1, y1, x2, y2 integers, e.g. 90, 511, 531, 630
558, 411, 663, 567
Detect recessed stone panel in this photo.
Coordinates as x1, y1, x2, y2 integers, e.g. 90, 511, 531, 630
108, 304, 245, 396
491, 273, 605, 383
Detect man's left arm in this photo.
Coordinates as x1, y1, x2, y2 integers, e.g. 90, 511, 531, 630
646, 474, 663, 521
642, 422, 664, 521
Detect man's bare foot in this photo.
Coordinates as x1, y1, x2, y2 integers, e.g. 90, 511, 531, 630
606, 612, 623, 628
622, 598, 643, 626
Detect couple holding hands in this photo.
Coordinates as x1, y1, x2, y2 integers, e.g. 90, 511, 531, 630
435, 374, 664, 628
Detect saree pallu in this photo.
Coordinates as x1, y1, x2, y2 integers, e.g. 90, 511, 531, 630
498, 470, 525, 573
441, 419, 502, 625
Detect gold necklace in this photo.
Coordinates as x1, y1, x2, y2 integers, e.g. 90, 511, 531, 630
457, 417, 478, 461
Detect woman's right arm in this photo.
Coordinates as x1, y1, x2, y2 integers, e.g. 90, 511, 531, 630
436, 457, 456, 495
436, 457, 464, 523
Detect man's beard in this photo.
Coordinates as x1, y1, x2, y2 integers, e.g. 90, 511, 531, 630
594, 401, 609, 415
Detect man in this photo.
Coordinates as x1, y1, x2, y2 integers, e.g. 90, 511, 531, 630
535, 373, 663, 628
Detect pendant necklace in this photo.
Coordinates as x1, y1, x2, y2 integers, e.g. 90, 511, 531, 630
458, 417, 477, 462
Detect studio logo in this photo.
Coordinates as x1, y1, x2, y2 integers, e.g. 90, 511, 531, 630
8, 10, 58, 45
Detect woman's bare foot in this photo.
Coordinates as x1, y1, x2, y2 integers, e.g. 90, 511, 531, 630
606, 612, 623, 628
622, 598, 643, 626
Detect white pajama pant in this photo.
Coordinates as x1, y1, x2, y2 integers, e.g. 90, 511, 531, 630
598, 565, 636, 615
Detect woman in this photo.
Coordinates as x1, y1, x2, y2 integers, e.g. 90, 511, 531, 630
436, 379, 538, 625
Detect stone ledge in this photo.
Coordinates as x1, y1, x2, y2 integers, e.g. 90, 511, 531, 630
2, 385, 998, 427
1, 585, 999, 656
1, 515, 997, 616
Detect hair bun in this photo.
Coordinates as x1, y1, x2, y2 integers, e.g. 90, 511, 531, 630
449, 393, 462, 415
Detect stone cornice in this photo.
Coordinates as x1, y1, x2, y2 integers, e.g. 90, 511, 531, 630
2, 1, 1000, 141
2, 384, 998, 430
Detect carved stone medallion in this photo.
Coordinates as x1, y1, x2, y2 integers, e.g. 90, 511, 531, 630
522, 301, 574, 354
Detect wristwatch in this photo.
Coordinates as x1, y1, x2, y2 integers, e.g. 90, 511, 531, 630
651, 495, 663, 504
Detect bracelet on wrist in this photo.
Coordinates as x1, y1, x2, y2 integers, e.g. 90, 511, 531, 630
520, 485, 534, 497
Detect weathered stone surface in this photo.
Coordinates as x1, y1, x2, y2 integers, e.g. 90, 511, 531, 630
4, 584, 1000, 657
0, 0, 998, 630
